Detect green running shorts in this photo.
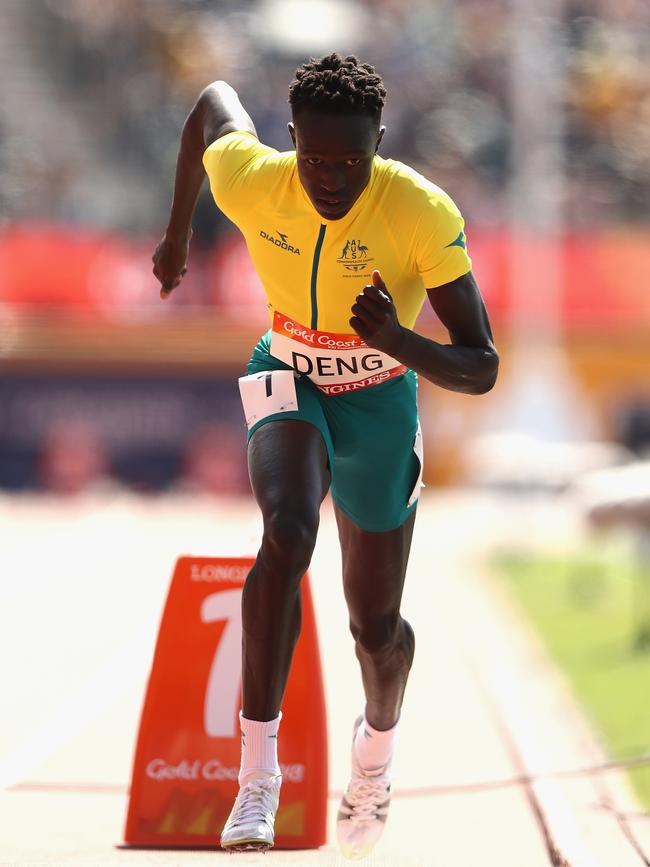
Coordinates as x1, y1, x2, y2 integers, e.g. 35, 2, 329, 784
243, 331, 423, 532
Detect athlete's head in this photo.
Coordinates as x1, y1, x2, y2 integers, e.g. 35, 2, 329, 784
288, 53, 386, 221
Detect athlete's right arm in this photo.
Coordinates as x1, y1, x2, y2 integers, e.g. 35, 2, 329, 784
153, 82, 256, 299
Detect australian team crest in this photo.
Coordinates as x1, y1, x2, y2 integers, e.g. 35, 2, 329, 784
337, 239, 374, 272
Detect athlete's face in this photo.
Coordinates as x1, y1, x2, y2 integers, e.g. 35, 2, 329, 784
289, 111, 385, 221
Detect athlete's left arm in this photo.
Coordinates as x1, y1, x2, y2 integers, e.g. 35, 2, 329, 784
350, 270, 499, 395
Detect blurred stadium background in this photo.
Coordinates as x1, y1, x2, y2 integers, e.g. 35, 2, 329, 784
1, 0, 648, 495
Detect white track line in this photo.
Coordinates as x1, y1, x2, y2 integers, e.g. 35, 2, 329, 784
485, 663, 603, 867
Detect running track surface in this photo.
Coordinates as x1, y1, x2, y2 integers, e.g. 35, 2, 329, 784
1, 491, 649, 866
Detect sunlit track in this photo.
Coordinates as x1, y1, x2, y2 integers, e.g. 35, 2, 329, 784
1, 492, 648, 866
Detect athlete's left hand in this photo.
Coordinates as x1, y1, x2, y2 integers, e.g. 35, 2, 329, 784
350, 270, 405, 356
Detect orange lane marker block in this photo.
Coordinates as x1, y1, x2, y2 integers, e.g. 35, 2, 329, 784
123, 556, 328, 849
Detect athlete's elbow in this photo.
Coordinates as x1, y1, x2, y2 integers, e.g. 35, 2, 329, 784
471, 349, 499, 394
194, 81, 236, 119
200, 80, 235, 99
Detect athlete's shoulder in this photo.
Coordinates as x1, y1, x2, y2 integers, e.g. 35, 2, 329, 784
203, 131, 295, 178
374, 156, 461, 213
373, 158, 471, 286
203, 131, 296, 221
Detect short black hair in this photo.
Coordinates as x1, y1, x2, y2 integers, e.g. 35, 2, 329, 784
288, 52, 386, 120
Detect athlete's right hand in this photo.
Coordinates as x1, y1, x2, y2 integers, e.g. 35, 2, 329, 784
152, 232, 191, 299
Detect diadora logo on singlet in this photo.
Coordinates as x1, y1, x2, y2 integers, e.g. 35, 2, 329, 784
260, 229, 301, 255
337, 239, 374, 273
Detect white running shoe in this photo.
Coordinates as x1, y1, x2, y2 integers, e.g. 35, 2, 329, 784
337, 717, 392, 860
220, 773, 282, 852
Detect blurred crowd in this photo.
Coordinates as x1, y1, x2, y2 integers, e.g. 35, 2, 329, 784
1, 0, 648, 499
36, 418, 249, 496
2, 0, 650, 236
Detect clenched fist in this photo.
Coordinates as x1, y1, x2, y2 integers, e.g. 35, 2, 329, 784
152, 231, 191, 299
349, 269, 405, 356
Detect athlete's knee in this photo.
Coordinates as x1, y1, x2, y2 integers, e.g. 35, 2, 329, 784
259, 507, 319, 579
350, 613, 397, 656
351, 614, 415, 664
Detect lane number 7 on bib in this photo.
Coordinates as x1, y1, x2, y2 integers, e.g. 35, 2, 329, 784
238, 369, 299, 430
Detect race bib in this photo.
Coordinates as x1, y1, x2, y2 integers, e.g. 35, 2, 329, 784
270, 311, 406, 395
238, 369, 298, 430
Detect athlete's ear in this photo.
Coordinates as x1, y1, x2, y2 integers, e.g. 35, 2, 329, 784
288, 122, 296, 148
375, 125, 386, 152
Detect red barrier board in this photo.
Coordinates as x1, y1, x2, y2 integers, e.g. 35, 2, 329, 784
123, 557, 328, 848
4, 224, 650, 328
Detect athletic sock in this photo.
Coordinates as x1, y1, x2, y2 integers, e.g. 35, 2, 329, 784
238, 710, 282, 786
353, 713, 398, 771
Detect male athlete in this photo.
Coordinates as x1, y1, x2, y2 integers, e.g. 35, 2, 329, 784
153, 53, 498, 859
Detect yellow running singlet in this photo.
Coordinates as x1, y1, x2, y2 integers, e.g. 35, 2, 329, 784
203, 132, 472, 335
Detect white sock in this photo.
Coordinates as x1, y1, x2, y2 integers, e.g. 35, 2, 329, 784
238, 710, 282, 786
354, 713, 398, 771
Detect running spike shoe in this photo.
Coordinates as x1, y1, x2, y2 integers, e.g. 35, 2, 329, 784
220, 773, 282, 852
337, 717, 392, 860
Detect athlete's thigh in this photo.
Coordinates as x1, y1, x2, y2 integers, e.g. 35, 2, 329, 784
325, 371, 420, 533
248, 419, 330, 515
335, 503, 417, 616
